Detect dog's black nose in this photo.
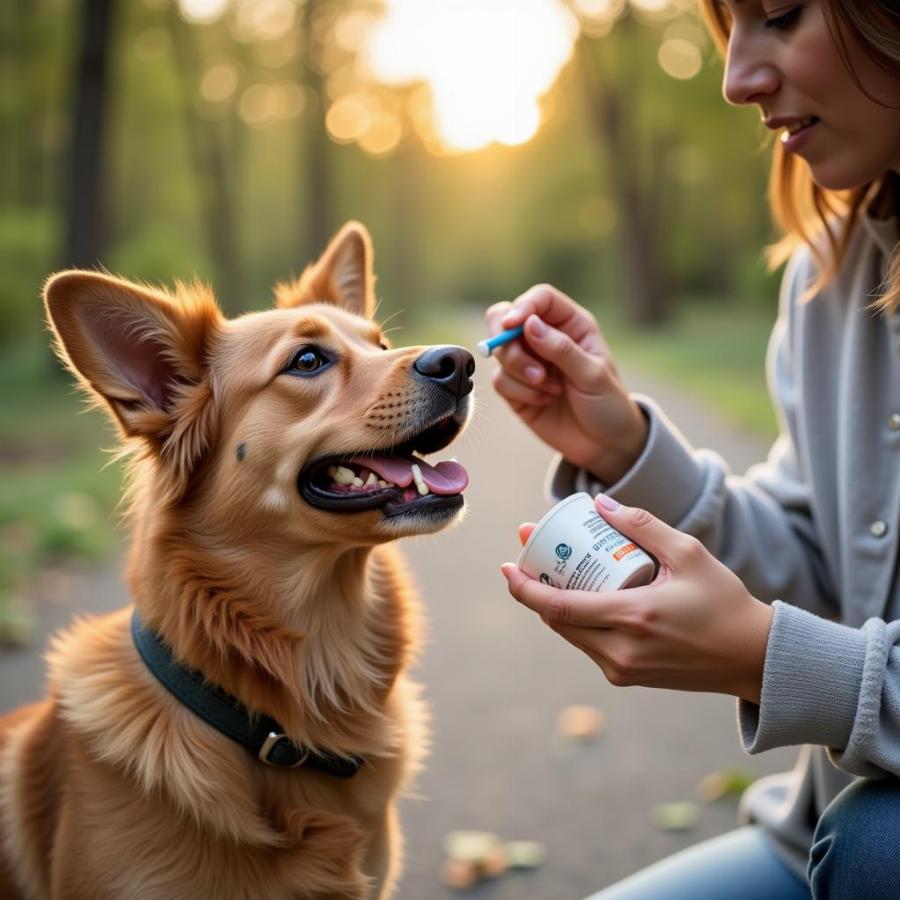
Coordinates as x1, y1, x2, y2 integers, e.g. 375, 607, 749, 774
412, 346, 475, 399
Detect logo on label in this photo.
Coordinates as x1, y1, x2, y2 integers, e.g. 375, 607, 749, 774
555, 543, 572, 561
540, 573, 553, 585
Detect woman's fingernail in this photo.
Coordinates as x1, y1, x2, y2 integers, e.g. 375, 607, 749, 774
596, 493, 620, 511
525, 366, 544, 384
500, 564, 513, 579
527, 316, 547, 337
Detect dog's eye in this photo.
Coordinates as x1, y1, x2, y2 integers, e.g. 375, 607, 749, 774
286, 346, 330, 376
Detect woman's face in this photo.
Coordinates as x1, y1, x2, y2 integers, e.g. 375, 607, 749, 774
719, 0, 900, 191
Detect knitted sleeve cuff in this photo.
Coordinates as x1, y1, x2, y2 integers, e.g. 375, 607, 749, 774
738, 600, 867, 753
546, 395, 708, 529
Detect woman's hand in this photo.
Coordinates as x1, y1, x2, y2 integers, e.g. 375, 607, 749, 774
486, 284, 647, 485
503, 495, 774, 704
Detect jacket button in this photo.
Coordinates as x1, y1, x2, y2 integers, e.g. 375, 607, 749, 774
890, 414, 900, 431
870, 520, 888, 538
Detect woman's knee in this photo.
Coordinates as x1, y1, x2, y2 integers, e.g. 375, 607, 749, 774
809, 777, 900, 899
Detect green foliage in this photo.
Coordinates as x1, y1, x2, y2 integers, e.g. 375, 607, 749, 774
0, 338, 124, 595
0, 208, 58, 345
605, 299, 778, 441
108, 222, 213, 286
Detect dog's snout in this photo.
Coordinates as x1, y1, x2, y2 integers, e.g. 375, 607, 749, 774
412, 346, 475, 399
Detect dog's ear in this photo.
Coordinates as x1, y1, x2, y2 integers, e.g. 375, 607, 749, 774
275, 221, 375, 318
44, 271, 222, 493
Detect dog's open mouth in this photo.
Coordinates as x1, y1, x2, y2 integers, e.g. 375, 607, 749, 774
298, 413, 469, 518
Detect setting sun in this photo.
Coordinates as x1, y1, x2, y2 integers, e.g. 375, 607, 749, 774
363, 0, 580, 153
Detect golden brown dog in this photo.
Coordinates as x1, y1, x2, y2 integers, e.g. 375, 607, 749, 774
0, 222, 474, 900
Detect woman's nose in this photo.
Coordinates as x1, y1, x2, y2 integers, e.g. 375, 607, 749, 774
722, 35, 779, 106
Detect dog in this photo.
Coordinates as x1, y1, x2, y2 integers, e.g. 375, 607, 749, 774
0, 222, 474, 900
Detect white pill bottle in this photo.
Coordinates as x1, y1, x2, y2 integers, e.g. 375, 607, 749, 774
518, 493, 657, 592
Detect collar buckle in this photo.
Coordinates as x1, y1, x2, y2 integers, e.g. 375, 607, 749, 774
258, 731, 310, 768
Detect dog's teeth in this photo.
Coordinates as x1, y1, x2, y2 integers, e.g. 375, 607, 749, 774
411, 463, 429, 496
378, 479, 390, 488
352, 476, 364, 487
327, 466, 337, 478
333, 465, 356, 485
365, 472, 378, 487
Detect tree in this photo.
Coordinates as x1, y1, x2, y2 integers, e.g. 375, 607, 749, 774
577, 11, 674, 326
63, 0, 116, 269
298, 0, 333, 263
168, 6, 243, 313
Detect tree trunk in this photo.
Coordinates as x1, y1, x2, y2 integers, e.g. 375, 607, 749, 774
62, 0, 116, 269
299, 0, 332, 262
578, 29, 672, 327
168, 8, 242, 313
388, 133, 422, 318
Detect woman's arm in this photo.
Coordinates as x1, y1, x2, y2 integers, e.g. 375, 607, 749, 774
549, 248, 836, 618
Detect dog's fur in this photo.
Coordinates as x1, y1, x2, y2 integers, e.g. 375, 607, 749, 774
0, 223, 471, 899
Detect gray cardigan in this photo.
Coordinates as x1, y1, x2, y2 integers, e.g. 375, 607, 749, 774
550, 211, 900, 875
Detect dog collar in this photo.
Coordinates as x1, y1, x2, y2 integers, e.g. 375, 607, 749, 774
130, 611, 363, 778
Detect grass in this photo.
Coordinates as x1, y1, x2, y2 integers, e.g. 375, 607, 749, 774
601, 301, 779, 443
0, 340, 125, 639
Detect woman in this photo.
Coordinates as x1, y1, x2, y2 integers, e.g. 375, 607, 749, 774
487, 2, 900, 897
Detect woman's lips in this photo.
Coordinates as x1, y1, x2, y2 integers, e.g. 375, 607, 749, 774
780, 117, 819, 154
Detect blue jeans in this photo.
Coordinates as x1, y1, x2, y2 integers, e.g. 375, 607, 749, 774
586, 778, 900, 900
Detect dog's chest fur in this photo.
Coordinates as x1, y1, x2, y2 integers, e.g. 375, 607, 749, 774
0, 555, 427, 900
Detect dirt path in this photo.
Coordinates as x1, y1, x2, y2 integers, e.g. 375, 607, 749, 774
0, 362, 796, 900
395, 363, 794, 899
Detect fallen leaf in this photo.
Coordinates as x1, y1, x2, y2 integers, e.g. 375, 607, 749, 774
557, 704, 605, 742
439, 857, 480, 891
652, 802, 699, 832
443, 830, 503, 865
505, 840, 546, 869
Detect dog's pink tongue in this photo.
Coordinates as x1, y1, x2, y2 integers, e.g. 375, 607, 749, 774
353, 455, 468, 495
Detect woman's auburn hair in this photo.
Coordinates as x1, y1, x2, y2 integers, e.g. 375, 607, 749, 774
699, 0, 900, 314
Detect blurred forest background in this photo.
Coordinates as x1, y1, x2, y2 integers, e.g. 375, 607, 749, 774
0, 0, 782, 636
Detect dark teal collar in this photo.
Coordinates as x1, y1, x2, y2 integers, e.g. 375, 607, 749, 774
130, 611, 362, 778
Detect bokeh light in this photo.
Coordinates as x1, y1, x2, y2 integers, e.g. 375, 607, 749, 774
178, 0, 229, 25
363, 0, 580, 154
231, 0, 295, 43
200, 61, 241, 103
630, 0, 671, 13
571, 0, 626, 37
657, 37, 702, 80
358, 112, 403, 155
326, 94, 375, 143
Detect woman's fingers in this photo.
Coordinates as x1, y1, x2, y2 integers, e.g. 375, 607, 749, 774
491, 368, 558, 407
521, 315, 614, 392
491, 313, 609, 394
500, 563, 629, 627
593, 495, 696, 570
489, 290, 615, 395
499, 285, 592, 333
517, 523, 537, 546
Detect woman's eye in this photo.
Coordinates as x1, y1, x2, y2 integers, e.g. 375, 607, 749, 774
287, 347, 330, 375
764, 5, 802, 31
